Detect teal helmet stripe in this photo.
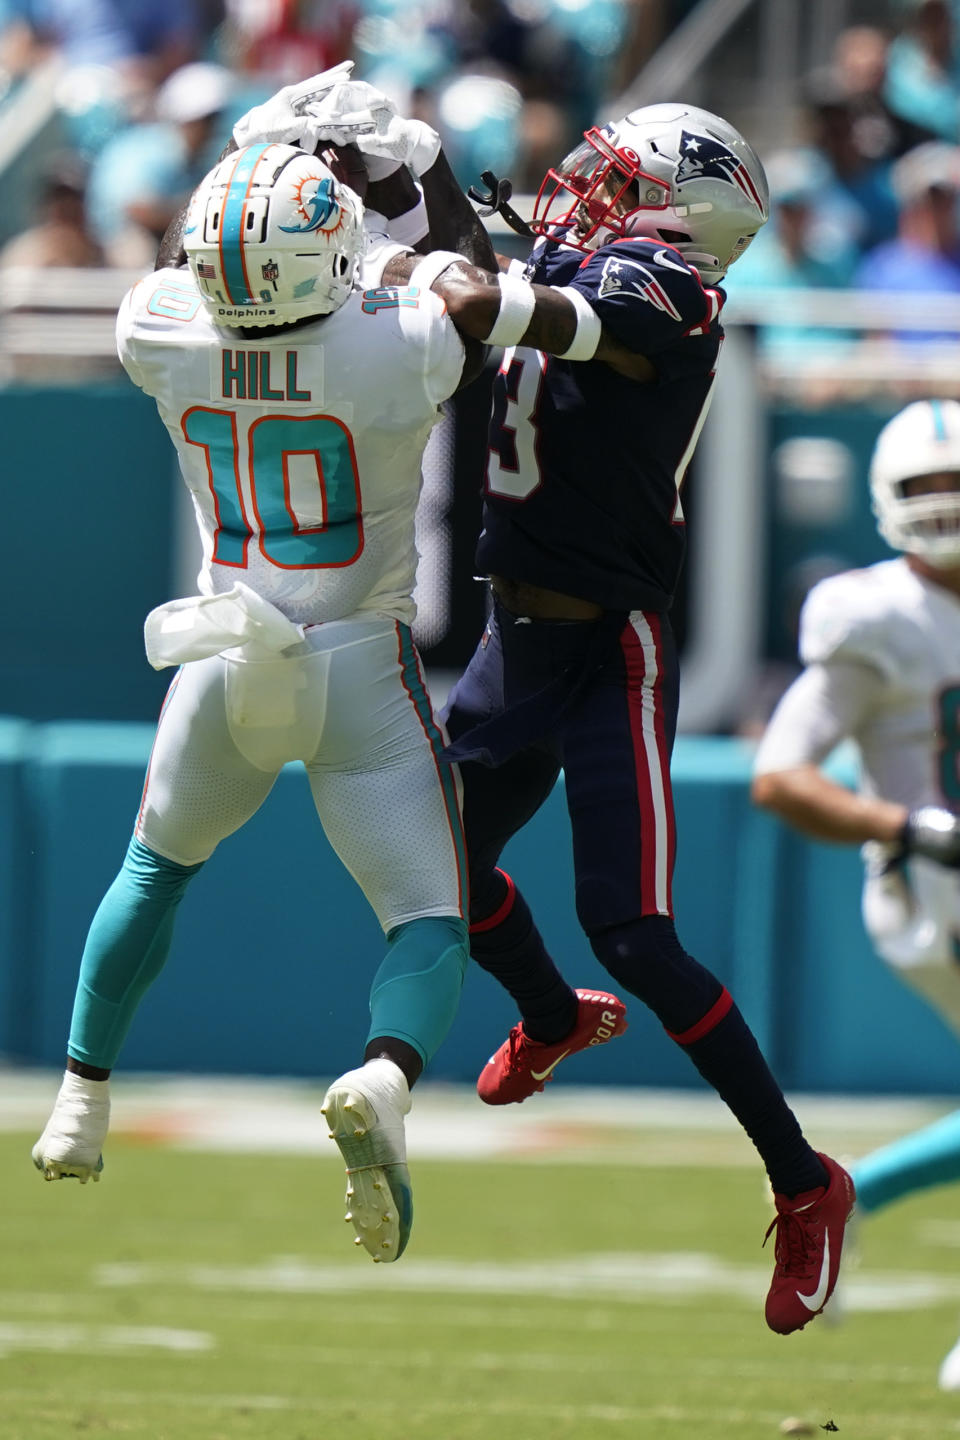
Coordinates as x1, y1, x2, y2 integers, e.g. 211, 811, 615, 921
396, 623, 469, 915
931, 398, 948, 443
219, 143, 271, 305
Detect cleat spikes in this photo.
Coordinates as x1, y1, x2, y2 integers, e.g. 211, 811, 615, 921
321, 1067, 412, 1263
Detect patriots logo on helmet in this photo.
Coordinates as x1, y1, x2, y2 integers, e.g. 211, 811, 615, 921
675, 130, 765, 212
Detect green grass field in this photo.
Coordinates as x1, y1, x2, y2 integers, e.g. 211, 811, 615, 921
4, 1092, 960, 1440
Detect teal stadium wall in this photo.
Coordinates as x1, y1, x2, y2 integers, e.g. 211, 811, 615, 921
1, 385, 956, 1093
1, 723, 957, 1095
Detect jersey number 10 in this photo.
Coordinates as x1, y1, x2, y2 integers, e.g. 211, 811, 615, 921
181, 406, 364, 569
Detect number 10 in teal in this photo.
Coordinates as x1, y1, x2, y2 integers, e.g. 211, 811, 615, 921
181, 406, 364, 569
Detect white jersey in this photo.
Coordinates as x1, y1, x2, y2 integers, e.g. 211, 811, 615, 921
755, 556, 960, 1022
116, 265, 464, 627
796, 557, 960, 811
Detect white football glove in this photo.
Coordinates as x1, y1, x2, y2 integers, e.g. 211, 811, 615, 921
299, 80, 398, 147
232, 61, 359, 148
902, 806, 960, 868
354, 115, 442, 179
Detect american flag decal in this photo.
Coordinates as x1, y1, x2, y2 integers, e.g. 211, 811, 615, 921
197, 261, 216, 279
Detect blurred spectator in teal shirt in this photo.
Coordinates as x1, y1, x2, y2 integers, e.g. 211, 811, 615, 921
727, 149, 857, 360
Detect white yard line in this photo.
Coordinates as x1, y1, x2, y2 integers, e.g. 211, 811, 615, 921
2, 1070, 953, 1162
0, 1322, 212, 1356
92, 1251, 960, 1313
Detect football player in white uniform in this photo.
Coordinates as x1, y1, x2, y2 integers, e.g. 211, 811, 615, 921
753, 398, 960, 1383
31, 80, 640, 1263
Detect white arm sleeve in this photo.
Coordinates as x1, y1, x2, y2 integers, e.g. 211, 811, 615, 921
753, 660, 887, 775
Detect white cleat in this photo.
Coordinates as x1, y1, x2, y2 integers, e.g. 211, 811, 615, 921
939, 1335, 960, 1391
320, 1059, 412, 1262
32, 1072, 110, 1184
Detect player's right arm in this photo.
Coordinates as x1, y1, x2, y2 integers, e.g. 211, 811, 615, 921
752, 572, 960, 866
376, 142, 655, 382
750, 662, 909, 844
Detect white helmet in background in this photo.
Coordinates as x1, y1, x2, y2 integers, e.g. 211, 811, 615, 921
183, 142, 365, 327
532, 102, 768, 284
870, 400, 960, 566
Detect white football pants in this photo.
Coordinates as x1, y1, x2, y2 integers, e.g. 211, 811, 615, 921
135, 616, 467, 933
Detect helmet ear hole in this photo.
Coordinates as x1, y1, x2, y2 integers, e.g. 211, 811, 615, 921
658, 227, 690, 244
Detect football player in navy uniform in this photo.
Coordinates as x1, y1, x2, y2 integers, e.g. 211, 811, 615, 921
428, 105, 855, 1336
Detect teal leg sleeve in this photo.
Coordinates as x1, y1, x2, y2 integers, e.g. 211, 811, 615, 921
367, 917, 468, 1066
67, 836, 203, 1071
852, 1108, 960, 1213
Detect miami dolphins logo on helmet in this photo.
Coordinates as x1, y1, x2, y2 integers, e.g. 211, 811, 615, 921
675, 130, 765, 211
280, 175, 345, 235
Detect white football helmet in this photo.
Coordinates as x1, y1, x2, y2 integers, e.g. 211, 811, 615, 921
531, 103, 769, 284
870, 399, 960, 566
183, 142, 365, 327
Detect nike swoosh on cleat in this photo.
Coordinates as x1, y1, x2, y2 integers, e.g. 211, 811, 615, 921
796, 1230, 831, 1312
530, 1050, 571, 1081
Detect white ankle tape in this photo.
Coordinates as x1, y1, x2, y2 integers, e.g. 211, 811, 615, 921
555, 285, 602, 361
58, 1070, 110, 1116
484, 272, 536, 347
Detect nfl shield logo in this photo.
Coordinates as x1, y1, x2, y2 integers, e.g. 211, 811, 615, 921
262, 259, 280, 283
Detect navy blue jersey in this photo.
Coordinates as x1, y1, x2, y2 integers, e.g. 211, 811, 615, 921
477, 237, 724, 611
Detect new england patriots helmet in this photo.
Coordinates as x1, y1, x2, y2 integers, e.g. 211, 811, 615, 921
531, 103, 769, 284
870, 399, 960, 566
183, 142, 365, 327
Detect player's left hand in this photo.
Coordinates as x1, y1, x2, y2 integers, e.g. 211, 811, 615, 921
902, 806, 960, 868
232, 61, 360, 148
353, 115, 442, 179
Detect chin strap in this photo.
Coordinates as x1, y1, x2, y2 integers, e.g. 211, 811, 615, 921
467, 170, 535, 239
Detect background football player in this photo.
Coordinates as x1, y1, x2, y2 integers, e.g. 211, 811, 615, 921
753, 397, 960, 1382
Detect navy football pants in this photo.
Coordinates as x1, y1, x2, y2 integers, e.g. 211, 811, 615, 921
443, 597, 679, 933
442, 598, 826, 1196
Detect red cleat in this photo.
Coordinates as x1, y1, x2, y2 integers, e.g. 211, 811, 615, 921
764, 1152, 856, 1334
477, 990, 628, 1105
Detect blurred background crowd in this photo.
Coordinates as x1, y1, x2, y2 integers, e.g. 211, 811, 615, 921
0, 0, 957, 296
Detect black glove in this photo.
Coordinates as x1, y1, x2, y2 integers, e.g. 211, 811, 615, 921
902, 806, 960, 868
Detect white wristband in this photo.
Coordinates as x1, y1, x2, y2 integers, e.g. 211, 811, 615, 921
555, 285, 602, 361
485, 272, 536, 347
408, 248, 464, 292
